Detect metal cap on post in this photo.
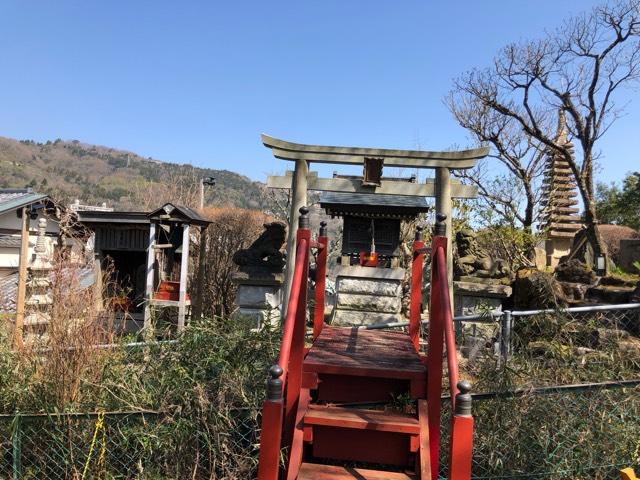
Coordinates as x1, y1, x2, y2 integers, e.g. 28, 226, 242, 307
455, 380, 472, 416
434, 213, 447, 237
266, 365, 283, 401
299, 206, 310, 230
415, 225, 424, 241
319, 220, 328, 237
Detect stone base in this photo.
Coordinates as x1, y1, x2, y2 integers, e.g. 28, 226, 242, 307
332, 310, 404, 327
454, 281, 512, 317
232, 276, 283, 330
332, 266, 404, 327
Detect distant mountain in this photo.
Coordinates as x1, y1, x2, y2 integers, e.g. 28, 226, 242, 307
0, 136, 272, 211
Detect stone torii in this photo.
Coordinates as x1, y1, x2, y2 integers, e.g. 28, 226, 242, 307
262, 134, 489, 315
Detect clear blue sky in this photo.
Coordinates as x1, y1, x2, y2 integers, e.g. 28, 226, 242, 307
0, 1, 637, 185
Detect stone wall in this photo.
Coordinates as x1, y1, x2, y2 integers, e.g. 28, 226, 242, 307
332, 265, 404, 326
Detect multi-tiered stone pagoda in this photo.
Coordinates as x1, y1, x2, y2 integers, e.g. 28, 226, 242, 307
540, 110, 583, 268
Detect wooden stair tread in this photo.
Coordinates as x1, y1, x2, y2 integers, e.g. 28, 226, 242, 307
305, 405, 419, 434
304, 327, 426, 379
298, 463, 416, 479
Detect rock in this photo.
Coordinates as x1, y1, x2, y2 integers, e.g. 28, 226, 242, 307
585, 285, 635, 304
555, 259, 596, 284
599, 276, 638, 288
513, 268, 567, 310
559, 281, 588, 304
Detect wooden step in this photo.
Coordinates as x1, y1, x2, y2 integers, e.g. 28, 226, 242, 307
305, 405, 419, 434
298, 463, 416, 479
304, 327, 426, 380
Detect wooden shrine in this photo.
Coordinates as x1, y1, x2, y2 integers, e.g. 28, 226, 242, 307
144, 203, 210, 331
264, 134, 489, 313
540, 110, 583, 268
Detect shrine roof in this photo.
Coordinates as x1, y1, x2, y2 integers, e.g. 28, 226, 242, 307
320, 192, 429, 218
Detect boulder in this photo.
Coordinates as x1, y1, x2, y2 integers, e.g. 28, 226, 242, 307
555, 259, 596, 285
513, 268, 567, 310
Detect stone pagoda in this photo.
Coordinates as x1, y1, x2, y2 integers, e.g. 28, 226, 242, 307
540, 110, 583, 268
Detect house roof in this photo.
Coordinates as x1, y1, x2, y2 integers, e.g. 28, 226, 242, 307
0, 189, 49, 215
148, 203, 211, 226
320, 192, 430, 219
77, 210, 150, 225
0, 235, 21, 248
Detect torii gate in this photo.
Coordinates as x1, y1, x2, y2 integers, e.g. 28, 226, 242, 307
262, 134, 489, 314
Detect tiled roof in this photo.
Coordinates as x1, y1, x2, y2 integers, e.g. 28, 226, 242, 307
320, 192, 430, 209
0, 235, 21, 248
0, 189, 49, 215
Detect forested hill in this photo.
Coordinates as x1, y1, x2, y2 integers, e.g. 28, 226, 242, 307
0, 136, 271, 211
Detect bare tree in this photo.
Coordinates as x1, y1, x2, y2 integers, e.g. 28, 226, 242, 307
450, 0, 640, 252
446, 98, 547, 231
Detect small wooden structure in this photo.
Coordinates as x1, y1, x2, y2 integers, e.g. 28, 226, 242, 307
264, 134, 488, 313
540, 110, 583, 268
145, 203, 210, 331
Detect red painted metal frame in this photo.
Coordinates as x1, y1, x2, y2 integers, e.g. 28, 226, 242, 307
427, 235, 464, 480
257, 226, 310, 480
313, 234, 328, 340
409, 235, 425, 352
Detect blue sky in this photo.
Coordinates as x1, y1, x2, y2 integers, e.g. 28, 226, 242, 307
0, 1, 637, 185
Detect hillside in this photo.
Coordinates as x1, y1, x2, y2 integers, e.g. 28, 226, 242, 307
0, 136, 271, 211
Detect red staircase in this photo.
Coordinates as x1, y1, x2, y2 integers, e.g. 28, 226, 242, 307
257, 209, 474, 480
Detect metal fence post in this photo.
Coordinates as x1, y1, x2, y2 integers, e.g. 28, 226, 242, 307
12, 414, 21, 480
500, 310, 512, 363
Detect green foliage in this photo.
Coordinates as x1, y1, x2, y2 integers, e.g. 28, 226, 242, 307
596, 171, 640, 230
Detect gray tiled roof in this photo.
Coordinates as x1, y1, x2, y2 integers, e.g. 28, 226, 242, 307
0, 189, 49, 215
320, 192, 429, 209
0, 235, 21, 248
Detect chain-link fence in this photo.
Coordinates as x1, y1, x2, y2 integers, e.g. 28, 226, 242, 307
0, 305, 637, 479
0, 409, 261, 479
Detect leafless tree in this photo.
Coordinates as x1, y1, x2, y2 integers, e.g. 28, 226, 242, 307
446, 98, 547, 231
449, 0, 640, 252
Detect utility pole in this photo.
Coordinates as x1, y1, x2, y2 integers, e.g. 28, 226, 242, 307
13, 207, 29, 349
193, 176, 216, 321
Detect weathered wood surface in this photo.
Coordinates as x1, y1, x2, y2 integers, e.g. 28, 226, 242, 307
262, 134, 488, 169
304, 327, 426, 379
305, 405, 420, 434
268, 174, 477, 199
298, 463, 416, 479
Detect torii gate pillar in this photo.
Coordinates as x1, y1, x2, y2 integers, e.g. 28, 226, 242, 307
282, 159, 308, 318
436, 167, 453, 308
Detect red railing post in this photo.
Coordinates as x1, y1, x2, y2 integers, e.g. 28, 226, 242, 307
313, 221, 328, 340
410, 225, 425, 352
283, 207, 311, 469
257, 206, 312, 480
257, 366, 284, 480
449, 381, 474, 480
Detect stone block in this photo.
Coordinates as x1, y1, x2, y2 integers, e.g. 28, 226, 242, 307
235, 284, 282, 309
332, 310, 404, 326
336, 277, 401, 297
336, 293, 401, 313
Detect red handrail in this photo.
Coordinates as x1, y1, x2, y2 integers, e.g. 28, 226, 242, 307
427, 233, 469, 480
435, 245, 459, 403
257, 218, 310, 480
277, 237, 309, 390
